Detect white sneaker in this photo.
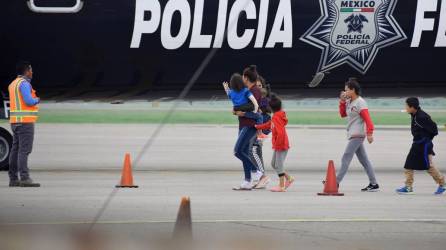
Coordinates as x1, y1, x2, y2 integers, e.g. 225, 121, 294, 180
253, 175, 270, 189
251, 171, 262, 187
252, 171, 263, 182
233, 180, 253, 191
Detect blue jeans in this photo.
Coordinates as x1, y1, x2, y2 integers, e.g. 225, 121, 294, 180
234, 126, 258, 181
243, 112, 262, 124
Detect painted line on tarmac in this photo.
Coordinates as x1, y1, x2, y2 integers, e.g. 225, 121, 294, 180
3, 218, 446, 226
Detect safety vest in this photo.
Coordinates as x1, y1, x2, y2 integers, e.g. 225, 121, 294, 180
8, 77, 39, 123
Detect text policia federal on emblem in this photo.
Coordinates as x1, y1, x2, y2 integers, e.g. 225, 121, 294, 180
300, 0, 408, 73
130, 0, 446, 71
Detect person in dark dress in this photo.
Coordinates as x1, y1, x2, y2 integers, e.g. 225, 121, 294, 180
396, 97, 445, 195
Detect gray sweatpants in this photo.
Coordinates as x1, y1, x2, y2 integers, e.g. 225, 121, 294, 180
271, 150, 288, 175
9, 123, 35, 181
336, 137, 377, 184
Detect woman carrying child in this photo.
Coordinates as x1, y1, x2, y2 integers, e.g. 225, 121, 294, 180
225, 65, 263, 190
224, 66, 263, 190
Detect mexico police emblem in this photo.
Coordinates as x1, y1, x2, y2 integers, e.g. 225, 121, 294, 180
300, 0, 407, 74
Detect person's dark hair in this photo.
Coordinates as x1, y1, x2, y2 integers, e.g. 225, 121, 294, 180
16, 61, 32, 76
269, 93, 282, 112
345, 77, 361, 95
229, 73, 245, 92
243, 65, 258, 83
406, 97, 420, 110
257, 75, 266, 87
257, 74, 273, 98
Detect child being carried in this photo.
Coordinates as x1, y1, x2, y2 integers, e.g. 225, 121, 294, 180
222, 73, 262, 123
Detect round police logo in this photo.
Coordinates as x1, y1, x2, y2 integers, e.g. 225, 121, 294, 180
300, 0, 406, 74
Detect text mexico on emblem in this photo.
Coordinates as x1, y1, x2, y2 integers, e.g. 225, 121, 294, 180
300, 0, 407, 74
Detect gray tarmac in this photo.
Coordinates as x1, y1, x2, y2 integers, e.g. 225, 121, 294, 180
1, 171, 446, 250
22, 124, 446, 171
1, 124, 445, 250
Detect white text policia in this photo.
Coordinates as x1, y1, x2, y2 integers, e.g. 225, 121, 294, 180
131, 0, 293, 49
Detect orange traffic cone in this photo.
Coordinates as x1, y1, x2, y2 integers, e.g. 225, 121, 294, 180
115, 153, 138, 188
318, 160, 344, 196
173, 196, 192, 240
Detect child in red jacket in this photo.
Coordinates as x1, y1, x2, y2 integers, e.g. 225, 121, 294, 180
255, 94, 294, 192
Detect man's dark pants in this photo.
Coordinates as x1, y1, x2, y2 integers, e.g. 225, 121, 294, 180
8, 123, 34, 181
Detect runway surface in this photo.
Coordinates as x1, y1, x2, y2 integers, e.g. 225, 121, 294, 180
1, 124, 445, 249
1, 171, 445, 249
22, 124, 446, 171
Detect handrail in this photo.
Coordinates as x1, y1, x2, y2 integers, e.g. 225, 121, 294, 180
27, 0, 84, 14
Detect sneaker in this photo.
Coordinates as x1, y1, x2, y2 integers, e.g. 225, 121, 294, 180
232, 180, 252, 191
19, 178, 40, 187
396, 186, 413, 194
270, 186, 286, 192
253, 175, 270, 189
252, 171, 263, 185
285, 175, 295, 189
9, 180, 20, 187
434, 185, 446, 195
361, 183, 379, 192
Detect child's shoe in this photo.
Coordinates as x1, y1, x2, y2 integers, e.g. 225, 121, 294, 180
396, 186, 413, 194
270, 186, 286, 192
233, 180, 252, 191
434, 185, 445, 195
361, 183, 379, 192
253, 175, 270, 189
285, 175, 295, 189
252, 171, 263, 185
